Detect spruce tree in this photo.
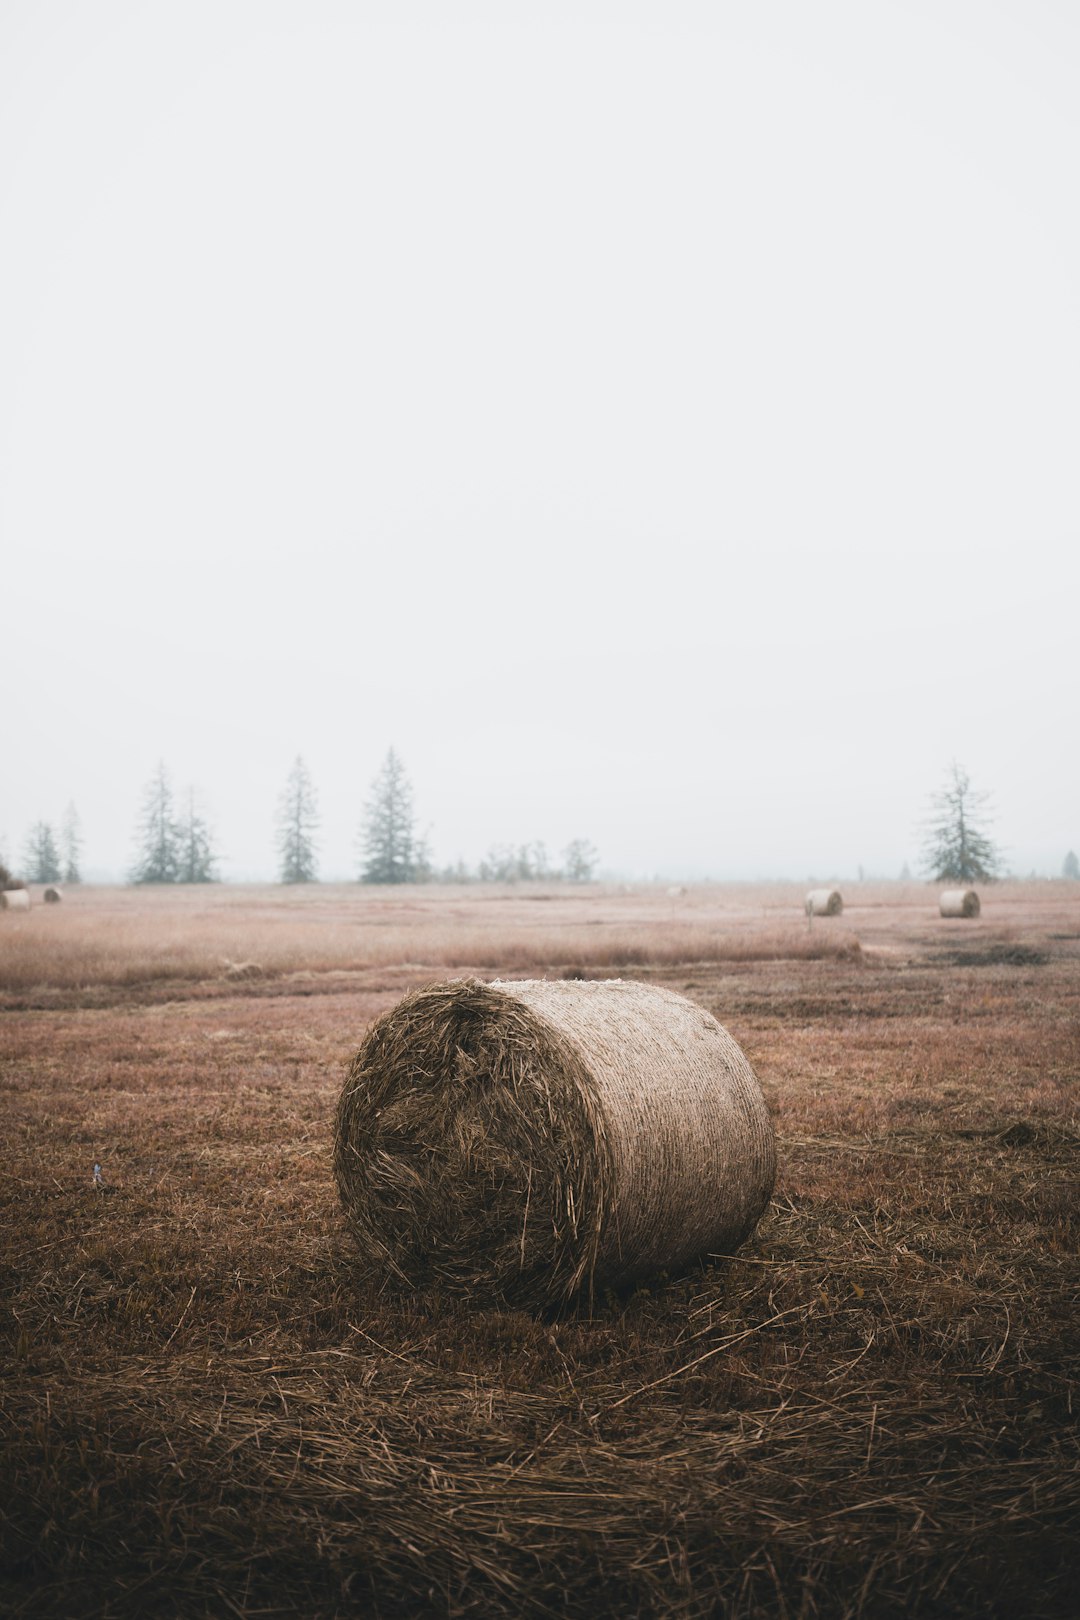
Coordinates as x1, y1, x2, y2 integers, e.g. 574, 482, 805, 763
177, 789, 218, 883
921, 763, 1001, 883
276, 757, 320, 883
358, 748, 417, 884
130, 763, 181, 883
61, 802, 82, 883
22, 822, 62, 883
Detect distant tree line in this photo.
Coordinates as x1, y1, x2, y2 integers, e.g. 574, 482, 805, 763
12, 756, 1074, 887
117, 750, 601, 886
472, 838, 599, 885
350, 748, 599, 885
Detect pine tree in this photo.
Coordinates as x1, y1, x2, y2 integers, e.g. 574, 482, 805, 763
22, 821, 62, 883
562, 838, 599, 882
1064, 850, 1080, 880
130, 763, 181, 883
61, 802, 83, 883
921, 763, 1001, 883
177, 789, 218, 883
358, 748, 417, 884
276, 757, 320, 883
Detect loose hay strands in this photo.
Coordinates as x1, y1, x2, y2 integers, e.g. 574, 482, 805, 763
941, 888, 981, 918
805, 888, 843, 917
334, 978, 776, 1308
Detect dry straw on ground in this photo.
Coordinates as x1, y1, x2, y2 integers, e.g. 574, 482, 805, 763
941, 888, 981, 918
805, 887, 843, 916
0, 889, 30, 911
4, 888, 1079, 1619
334, 977, 776, 1308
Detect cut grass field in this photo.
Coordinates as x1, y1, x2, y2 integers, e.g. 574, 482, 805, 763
1, 882, 1078, 1617
0, 881, 873, 1000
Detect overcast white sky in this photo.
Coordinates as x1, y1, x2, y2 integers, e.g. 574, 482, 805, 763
2, 1, 1077, 881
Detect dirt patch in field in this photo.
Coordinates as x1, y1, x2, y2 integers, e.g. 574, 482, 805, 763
935, 943, 1051, 967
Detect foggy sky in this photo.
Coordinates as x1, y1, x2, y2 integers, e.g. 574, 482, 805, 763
2, 1, 1078, 881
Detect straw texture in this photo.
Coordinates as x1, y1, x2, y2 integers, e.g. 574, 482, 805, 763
805, 888, 843, 917
334, 978, 776, 1308
0, 889, 30, 911
940, 889, 980, 918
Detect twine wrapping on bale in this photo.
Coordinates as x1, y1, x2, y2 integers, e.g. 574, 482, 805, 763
805, 888, 843, 917
0, 889, 31, 911
940, 889, 980, 918
334, 978, 776, 1308
43, 887, 62, 904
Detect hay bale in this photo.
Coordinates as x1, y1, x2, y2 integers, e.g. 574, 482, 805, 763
0, 889, 30, 911
334, 978, 776, 1307
805, 888, 843, 917
43, 886, 62, 904
940, 888, 980, 918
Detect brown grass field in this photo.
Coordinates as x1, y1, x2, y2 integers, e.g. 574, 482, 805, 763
1, 881, 1077, 1617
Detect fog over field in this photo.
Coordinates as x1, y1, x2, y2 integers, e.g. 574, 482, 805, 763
2, 2, 1077, 881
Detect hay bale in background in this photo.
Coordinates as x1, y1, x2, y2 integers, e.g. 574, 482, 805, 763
940, 889, 980, 918
43, 886, 62, 904
0, 889, 30, 911
334, 978, 776, 1308
805, 888, 843, 917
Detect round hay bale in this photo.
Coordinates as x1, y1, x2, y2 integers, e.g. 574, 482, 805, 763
334, 978, 776, 1307
805, 888, 843, 917
940, 888, 980, 918
43, 886, 62, 903
0, 889, 30, 911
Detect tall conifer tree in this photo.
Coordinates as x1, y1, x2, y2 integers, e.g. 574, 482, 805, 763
276, 757, 320, 883
22, 821, 62, 883
61, 802, 82, 883
130, 763, 181, 883
358, 749, 417, 884
177, 789, 218, 883
921, 763, 1001, 882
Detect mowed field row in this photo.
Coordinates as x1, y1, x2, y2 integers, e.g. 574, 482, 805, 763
0, 880, 1072, 997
